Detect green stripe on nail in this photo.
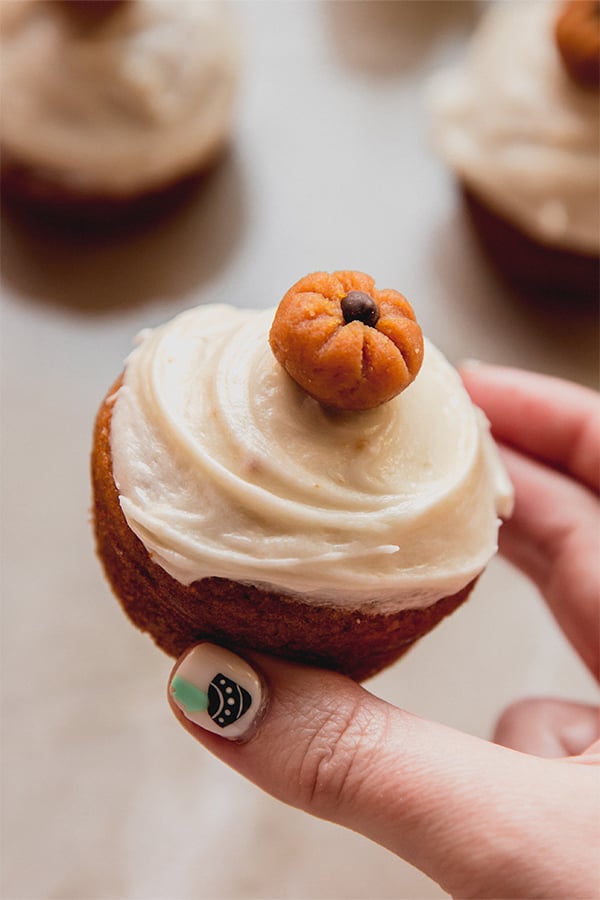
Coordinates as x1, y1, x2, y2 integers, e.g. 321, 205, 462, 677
171, 674, 209, 713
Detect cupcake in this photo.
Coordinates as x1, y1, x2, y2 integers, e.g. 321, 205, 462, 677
91, 270, 513, 681
428, 0, 599, 302
0, 0, 240, 227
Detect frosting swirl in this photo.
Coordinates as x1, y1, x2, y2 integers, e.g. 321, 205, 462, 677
428, 0, 599, 254
0, 0, 239, 193
110, 305, 513, 613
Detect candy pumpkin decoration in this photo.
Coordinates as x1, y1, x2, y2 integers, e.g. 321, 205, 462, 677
269, 270, 424, 411
555, 0, 600, 89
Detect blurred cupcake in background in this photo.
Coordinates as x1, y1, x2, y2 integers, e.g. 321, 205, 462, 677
428, 0, 599, 303
0, 1, 241, 228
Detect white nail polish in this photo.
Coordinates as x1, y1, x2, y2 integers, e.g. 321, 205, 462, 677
169, 643, 264, 740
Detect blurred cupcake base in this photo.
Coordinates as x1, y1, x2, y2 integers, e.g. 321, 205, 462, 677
461, 184, 600, 305
0, 149, 226, 233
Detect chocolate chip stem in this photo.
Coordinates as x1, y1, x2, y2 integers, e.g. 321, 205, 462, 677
341, 291, 380, 327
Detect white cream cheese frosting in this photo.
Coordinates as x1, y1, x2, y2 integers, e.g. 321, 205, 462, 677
428, 0, 600, 255
0, 0, 239, 193
109, 304, 513, 614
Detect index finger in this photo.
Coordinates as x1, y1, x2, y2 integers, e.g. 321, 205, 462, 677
460, 364, 600, 494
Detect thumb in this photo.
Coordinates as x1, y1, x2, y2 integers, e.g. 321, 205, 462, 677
167, 643, 594, 898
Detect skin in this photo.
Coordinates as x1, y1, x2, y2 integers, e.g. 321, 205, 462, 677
168, 364, 600, 899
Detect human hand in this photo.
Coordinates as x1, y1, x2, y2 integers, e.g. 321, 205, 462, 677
167, 364, 600, 899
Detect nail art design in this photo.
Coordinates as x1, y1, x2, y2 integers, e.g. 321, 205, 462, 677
169, 643, 263, 740
208, 673, 252, 727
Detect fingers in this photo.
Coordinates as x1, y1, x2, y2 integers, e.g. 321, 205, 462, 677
168, 644, 598, 899
460, 363, 600, 493
493, 697, 600, 758
460, 363, 600, 679
499, 445, 600, 679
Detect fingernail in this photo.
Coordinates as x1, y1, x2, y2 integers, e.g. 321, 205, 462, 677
169, 643, 265, 741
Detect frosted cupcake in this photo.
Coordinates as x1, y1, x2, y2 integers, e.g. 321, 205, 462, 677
92, 270, 513, 681
428, 0, 599, 302
0, 0, 240, 226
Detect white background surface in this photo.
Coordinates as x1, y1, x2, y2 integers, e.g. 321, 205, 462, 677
1, 2, 598, 898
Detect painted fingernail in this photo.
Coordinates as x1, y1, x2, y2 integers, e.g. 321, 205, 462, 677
169, 643, 265, 741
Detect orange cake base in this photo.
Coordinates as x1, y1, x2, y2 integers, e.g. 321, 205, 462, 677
92, 379, 477, 682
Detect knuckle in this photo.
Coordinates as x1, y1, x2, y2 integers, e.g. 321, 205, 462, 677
294, 695, 389, 816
